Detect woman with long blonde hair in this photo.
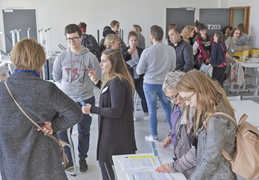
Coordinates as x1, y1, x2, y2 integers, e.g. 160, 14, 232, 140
181, 25, 195, 45
82, 49, 136, 180
176, 70, 237, 180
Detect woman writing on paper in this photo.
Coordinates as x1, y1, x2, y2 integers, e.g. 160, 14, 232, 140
176, 70, 237, 180
82, 49, 137, 180
155, 72, 196, 178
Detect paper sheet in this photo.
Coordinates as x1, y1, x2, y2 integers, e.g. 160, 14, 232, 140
126, 170, 173, 180
151, 141, 175, 158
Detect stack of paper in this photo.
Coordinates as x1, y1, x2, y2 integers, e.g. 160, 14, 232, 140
118, 155, 173, 180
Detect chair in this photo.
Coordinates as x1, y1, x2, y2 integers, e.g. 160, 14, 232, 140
0, 64, 8, 81
227, 95, 241, 101
7, 63, 15, 75
64, 127, 77, 176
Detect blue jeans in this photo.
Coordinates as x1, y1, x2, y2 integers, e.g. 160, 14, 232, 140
143, 83, 171, 136
58, 96, 95, 161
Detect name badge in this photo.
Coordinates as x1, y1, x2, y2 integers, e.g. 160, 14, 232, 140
101, 86, 108, 94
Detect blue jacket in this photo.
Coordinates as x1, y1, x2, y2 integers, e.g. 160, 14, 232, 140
210, 42, 227, 67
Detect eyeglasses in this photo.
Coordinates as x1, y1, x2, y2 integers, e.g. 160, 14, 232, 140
66, 37, 80, 41
183, 92, 195, 103
166, 93, 179, 102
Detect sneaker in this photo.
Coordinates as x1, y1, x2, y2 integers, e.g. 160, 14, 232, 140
64, 161, 74, 171
79, 158, 88, 172
145, 135, 158, 142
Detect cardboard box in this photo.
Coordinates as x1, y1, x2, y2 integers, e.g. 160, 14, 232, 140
233, 50, 249, 57
250, 49, 259, 56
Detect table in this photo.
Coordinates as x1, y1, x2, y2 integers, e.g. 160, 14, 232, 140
240, 62, 259, 99
230, 100, 259, 127
112, 153, 186, 180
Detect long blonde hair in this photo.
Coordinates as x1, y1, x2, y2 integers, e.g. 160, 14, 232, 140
176, 70, 235, 134
181, 25, 195, 44
101, 49, 135, 95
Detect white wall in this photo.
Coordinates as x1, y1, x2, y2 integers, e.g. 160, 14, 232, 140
229, 0, 259, 48
1, 0, 257, 53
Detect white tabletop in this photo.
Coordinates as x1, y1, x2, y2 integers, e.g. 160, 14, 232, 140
112, 153, 186, 180
230, 100, 259, 127
240, 61, 259, 68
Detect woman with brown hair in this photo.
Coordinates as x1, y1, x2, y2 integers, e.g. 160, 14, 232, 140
82, 49, 137, 180
224, 27, 242, 79
176, 70, 237, 180
122, 31, 148, 120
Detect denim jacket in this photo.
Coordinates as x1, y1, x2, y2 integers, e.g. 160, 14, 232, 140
188, 105, 237, 180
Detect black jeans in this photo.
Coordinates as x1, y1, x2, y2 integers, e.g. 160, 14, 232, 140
58, 96, 95, 161
99, 161, 115, 180
134, 77, 148, 113
212, 66, 227, 87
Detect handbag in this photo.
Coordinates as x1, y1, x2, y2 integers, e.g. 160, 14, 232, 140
4, 81, 69, 166
212, 112, 259, 180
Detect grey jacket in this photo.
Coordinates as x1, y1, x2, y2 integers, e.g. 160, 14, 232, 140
0, 72, 82, 180
170, 106, 196, 178
171, 39, 194, 72
189, 104, 237, 180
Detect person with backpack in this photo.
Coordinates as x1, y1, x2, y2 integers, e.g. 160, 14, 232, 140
78, 22, 101, 61
176, 70, 237, 180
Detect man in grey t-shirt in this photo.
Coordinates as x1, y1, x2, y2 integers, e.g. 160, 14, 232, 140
136, 25, 176, 141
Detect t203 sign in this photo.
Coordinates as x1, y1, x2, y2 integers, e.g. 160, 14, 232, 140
207, 24, 221, 30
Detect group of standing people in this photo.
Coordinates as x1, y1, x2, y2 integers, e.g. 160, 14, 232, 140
0, 19, 243, 180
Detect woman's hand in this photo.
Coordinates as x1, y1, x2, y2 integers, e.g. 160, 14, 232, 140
155, 163, 172, 173
88, 68, 98, 83
38, 121, 53, 135
161, 136, 172, 148
82, 103, 92, 114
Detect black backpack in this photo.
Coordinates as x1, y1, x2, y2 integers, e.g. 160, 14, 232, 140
81, 34, 100, 61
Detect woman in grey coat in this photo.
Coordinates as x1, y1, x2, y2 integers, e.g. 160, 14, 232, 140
176, 70, 237, 180
82, 49, 137, 180
155, 72, 196, 178
0, 39, 82, 180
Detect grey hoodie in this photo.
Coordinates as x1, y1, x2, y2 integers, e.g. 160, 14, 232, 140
53, 47, 101, 101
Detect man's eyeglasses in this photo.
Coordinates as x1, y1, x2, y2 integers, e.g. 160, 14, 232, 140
66, 37, 80, 41
166, 93, 179, 102
183, 92, 195, 103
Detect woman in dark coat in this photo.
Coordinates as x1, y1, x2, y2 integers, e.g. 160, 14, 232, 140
122, 31, 148, 120
82, 49, 137, 180
0, 39, 82, 180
